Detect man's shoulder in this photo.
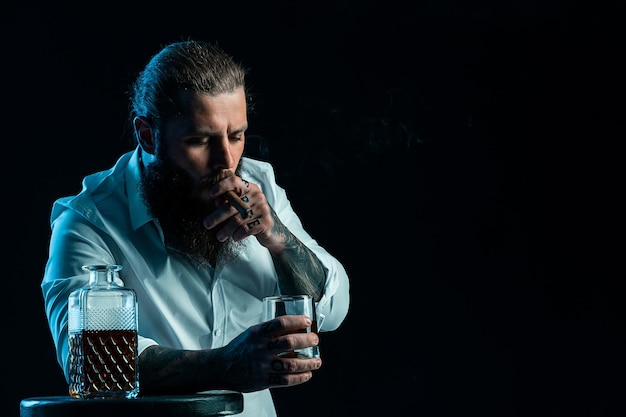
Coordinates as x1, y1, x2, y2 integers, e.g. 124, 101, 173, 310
51, 151, 134, 224
241, 156, 273, 170
241, 157, 276, 183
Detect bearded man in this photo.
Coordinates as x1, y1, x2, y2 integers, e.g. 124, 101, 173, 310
41, 40, 350, 417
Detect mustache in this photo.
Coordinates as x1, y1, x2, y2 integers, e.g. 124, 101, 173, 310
196, 172, 224, 192
196, 168, 238, 193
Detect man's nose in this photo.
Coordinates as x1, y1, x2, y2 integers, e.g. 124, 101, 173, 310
209, 137, 235, 170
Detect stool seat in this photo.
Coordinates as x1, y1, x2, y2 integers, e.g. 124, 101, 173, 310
20, 391, 243, 417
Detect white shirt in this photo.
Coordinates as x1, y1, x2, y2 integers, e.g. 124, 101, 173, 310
41, 147, 350, 417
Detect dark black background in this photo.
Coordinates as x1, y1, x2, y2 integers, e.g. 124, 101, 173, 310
4, 1, 624, 416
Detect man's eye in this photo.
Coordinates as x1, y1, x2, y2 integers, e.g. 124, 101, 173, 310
187, 139, 208, 146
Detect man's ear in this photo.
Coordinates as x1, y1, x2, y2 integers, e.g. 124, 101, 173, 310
134, 116, 156, 155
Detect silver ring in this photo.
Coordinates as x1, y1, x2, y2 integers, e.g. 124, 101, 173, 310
241, 195, 249, 203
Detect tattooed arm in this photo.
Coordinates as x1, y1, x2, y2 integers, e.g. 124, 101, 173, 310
138, 346, 223, 395
263, 207, 327, 301
138, 316, 321, 395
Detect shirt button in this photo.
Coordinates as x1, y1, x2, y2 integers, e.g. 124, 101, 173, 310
213, 329, 221, 336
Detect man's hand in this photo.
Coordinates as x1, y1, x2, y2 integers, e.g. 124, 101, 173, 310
202, 175, 284, 250
213, 315, 322, 392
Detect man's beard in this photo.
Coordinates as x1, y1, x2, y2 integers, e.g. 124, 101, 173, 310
140, 153, 244, 268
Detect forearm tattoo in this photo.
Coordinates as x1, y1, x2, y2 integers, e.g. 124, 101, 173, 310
138, 346, 199, 395
269, 208, 326, 301
138, 345, 231, 395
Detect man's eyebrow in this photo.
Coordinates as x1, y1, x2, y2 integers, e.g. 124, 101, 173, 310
187, 125, 248, 137
230, 125, 248, 134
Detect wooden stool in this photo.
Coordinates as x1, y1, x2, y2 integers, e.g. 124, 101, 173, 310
20, 391, 243, 417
